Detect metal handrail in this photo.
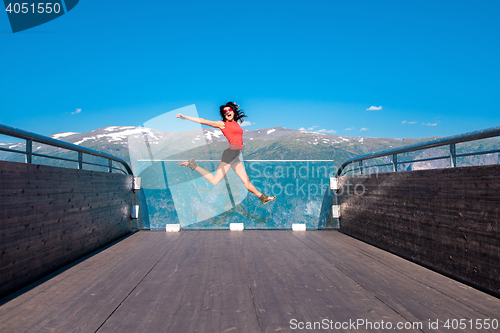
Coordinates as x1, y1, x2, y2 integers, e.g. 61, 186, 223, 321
336, 125, 500, 177
0, 123, 133, 175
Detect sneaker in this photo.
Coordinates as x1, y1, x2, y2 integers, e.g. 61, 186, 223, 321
259, 194, 276, 205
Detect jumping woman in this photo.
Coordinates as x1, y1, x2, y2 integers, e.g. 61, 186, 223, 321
176, 102, 276, 205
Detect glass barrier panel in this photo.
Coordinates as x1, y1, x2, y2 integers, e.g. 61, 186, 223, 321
130, 105, 337, 230
139, 160, 335, 230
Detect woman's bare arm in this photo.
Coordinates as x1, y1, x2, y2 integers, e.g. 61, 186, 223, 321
176, 114, 225, 129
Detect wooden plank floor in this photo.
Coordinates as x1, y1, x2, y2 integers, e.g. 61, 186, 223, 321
1, 230, 499, 333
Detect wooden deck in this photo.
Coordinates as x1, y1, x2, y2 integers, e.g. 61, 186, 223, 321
1, 230, 499, 333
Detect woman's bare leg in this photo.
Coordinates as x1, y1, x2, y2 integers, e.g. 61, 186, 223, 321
231, 161, 275, 200
179, 160, 232, 185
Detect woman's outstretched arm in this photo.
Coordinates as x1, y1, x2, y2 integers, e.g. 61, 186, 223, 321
176, 114, 225, 129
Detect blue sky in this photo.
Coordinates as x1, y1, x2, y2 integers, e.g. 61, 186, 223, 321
1, 0, 499, 139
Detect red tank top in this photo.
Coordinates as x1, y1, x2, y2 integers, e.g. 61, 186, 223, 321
220, 121, 243, 150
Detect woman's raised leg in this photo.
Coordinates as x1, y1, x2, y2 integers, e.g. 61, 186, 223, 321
179, 160, 232, 185
231, 161, 276, 203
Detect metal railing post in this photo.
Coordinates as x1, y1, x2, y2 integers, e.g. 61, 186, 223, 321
359, 160, 363, 175
108, 159, 113, 173
26, 139, 32, 164
450, 143, 456, 167
392, 154, 397, 172
78, 152, 83, 170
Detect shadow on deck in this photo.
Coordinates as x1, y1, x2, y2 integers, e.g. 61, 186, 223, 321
1, 231, 499, 333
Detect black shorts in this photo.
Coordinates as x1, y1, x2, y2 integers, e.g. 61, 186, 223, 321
221, 148, 241, 165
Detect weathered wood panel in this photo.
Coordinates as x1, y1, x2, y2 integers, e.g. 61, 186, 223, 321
336, 164, 500, 297
238, 231, 408, 332
97, 231, 261, 333
0, 160, 134, 299
2, 231, 500, 333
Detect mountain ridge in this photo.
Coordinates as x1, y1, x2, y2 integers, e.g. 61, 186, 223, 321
1, 126, 498, 172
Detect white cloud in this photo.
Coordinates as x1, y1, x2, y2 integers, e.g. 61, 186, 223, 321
360, 128, 368, 132
366, 106, 382, 111
345, 127, 354, 131
423, 122, 438, 126
307, 126, 318, 131
240, 120, 253, 127
316, 129, 337, 134
72, 108, 82, 114
402, 120, 417, 124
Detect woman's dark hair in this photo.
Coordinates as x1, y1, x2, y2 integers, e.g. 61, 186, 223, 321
219, 101, 247, 123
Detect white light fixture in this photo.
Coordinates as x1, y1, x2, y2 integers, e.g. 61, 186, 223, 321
230, 223, 244, 231
166, 224, 180, 232
292, 224, 306, 231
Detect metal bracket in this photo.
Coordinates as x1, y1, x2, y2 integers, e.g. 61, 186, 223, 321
133, 177, 142, 191
330, 177, 340, 191
332, 205, 341, 218
131, 205, 139, 219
